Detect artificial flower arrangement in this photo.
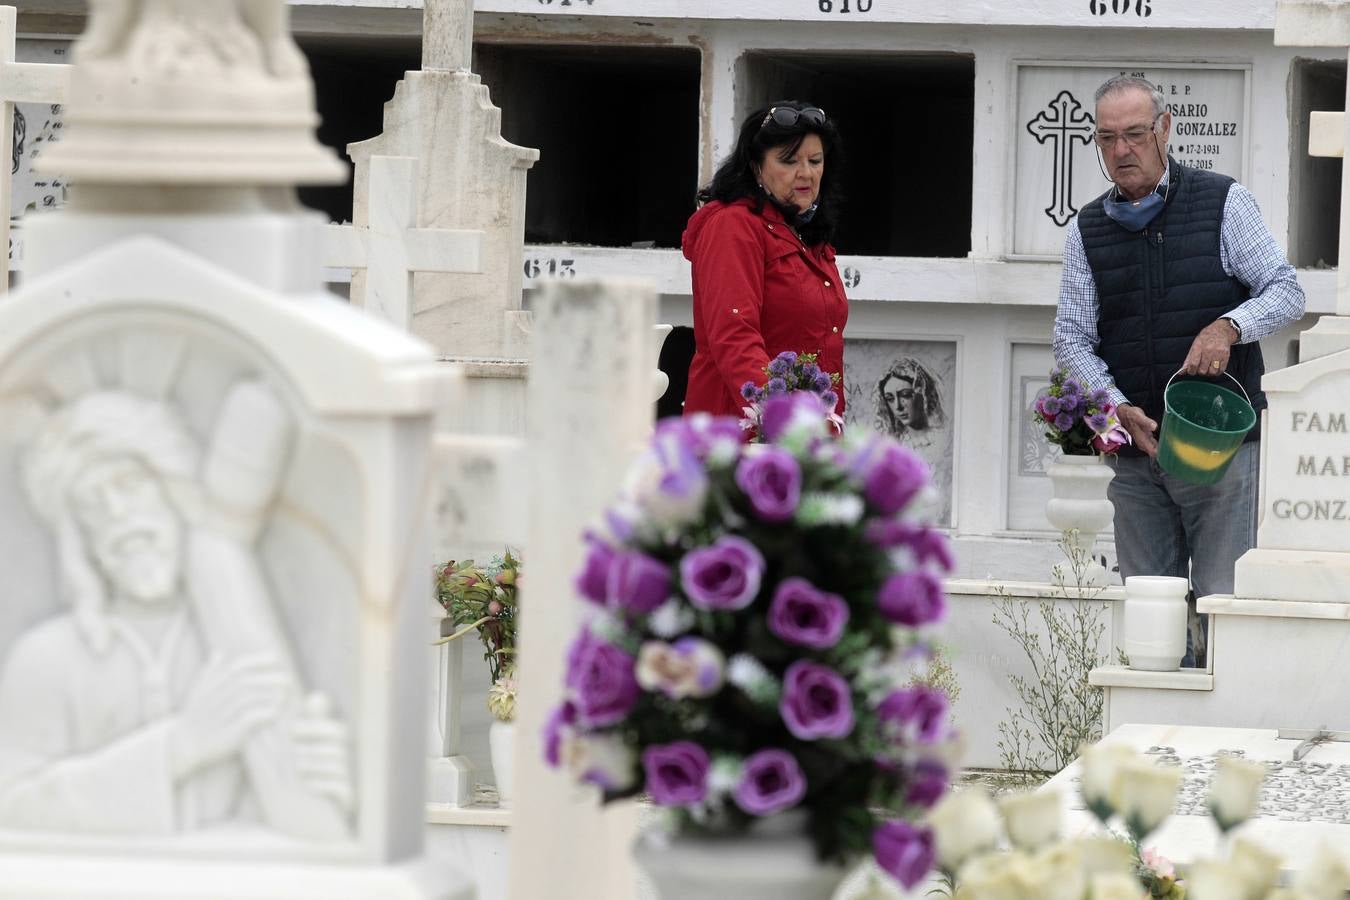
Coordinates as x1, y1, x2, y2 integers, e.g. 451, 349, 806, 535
1034, 368, 1131, 456
436, 550, 521, 722
925, 739, 1350, 900
740, 350, 844, 439
543, 392, 957, 890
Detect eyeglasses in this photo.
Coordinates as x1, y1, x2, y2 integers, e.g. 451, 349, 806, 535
761, 106, 828, 129
1094, 116, 1162, 149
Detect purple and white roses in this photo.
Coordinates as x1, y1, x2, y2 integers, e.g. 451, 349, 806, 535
546, 410, 956, 887
768, 578, 849, 649
679, 535, 765, 611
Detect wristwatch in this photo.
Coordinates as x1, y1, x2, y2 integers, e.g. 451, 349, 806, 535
1221, 317, 1242, 342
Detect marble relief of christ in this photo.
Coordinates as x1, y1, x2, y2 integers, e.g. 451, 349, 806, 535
0, 387, 351, 839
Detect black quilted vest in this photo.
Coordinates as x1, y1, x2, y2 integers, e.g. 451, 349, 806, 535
1077, 159, 1263, 456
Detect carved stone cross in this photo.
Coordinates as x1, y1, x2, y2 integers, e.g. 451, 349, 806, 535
323, 155, 483, 330
1027, 90, 1096, 227
422, 0, 475, 72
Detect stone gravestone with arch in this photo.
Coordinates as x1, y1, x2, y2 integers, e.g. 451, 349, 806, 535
0, 1, 471, 894
1230, 0, 1350, 604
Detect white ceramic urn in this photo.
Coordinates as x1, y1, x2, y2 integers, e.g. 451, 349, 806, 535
1123, 575, 1190, 671
633, 814, 848, 900
1044, 454, 1116, 587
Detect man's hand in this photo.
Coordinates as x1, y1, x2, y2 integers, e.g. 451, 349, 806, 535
1118, 403, 1159, 457
1181, 319, 1240, 378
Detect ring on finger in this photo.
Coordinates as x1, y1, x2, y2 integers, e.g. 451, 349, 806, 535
1211, 360, 1222, 370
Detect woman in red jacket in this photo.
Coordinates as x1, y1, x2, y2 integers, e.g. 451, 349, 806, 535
682, 101, 848, 419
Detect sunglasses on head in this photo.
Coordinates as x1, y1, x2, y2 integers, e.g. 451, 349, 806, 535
760, 106, 828, 129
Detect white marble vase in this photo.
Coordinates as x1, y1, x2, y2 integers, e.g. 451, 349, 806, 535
1123, 575, 1190, 672
489, 720, 516, 805
632, 819, 848, 900
1044, 454, 1115, 587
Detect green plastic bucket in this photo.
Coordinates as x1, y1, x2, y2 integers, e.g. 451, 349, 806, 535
1156, 370, 1257, 485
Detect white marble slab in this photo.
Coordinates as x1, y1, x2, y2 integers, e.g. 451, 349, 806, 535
1089, 665, 1213, 691
1046, 724, 1350, 876
1200, 593, 1350, 620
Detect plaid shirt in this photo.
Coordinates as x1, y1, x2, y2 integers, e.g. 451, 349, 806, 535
1053, 179, 1306, 406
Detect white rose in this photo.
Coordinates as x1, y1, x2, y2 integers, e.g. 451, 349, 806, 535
1110, 758, 1182, 840
954, 852, 1034, 900
1185, 860, 1258, 900
635, 639, 724, 700
1028, 842, 1087, 900
1208, 755, 1267, 832
1078, 742, 1138, 822
998, 787, 1062, 851
1227, 837, 1280, 900
623, 437, 708, 529
562, 733, 636, 792
1069, 836, 1134, 878
1295, 845, 1350, 900
928, 788, 1003, 873
1088, 872, 1146, 900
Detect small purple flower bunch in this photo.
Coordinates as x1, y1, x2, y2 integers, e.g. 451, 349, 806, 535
1033, 368, 1131, 456
740, 351, 843, 441
545, 401, 958, 890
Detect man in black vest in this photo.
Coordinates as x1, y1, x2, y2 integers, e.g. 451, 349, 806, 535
1054, 75, 1305, 666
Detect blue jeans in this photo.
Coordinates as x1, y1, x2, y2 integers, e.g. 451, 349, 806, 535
1106, 442, 1259, 667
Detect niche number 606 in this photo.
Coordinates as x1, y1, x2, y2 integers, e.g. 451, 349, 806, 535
1089, 0, 1152, 15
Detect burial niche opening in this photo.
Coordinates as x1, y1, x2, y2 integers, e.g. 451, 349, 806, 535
1289, 57, 1345, 269
473, 43, 701, 249
298, 36, 422, 223
739, 51, 974, 258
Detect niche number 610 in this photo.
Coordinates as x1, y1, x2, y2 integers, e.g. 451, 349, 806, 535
819, 0, 872, 12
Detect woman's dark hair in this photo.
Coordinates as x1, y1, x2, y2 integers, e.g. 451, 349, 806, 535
696, 100, 844, 246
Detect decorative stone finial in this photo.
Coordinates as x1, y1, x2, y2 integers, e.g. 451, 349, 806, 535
39, 0, 344, 185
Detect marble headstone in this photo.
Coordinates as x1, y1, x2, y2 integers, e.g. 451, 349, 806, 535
1233, 354, 1350, 602
1232, 0, 1350, 604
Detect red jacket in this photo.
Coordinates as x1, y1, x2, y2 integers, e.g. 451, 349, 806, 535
681, 199, 849, 419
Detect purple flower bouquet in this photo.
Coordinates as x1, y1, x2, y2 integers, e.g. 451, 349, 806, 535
740, 350, 844, 440
1033, 368, 1131, 456
545, 393, 957, 889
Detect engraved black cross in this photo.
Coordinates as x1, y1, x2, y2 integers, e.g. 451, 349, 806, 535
1027, 90, 1096, 227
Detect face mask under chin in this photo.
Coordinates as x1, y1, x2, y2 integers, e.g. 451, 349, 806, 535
1102, 190, 1163, 232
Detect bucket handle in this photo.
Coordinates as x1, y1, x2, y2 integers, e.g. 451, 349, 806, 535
1165, 367, 1252, 407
